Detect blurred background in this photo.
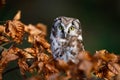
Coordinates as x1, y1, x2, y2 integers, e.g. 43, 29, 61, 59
0, 0, 120, 79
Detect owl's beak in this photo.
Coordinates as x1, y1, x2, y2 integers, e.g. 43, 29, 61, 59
63, 33, 67, 38
62, 30, 67, 38
64, 34, 67, 38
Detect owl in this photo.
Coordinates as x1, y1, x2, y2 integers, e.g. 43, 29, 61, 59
50, 16, 84, 63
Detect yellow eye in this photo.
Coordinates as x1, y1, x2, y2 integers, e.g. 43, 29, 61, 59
58, 25, 64, 30
69, 26, 75, 31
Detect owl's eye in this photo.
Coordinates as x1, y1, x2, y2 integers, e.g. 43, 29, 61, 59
58, 25, 64, 30
69, 26, 75, 31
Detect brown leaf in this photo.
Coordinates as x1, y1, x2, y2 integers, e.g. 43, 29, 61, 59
94, 50, 118, 62
4, 20, 24, 43
18, 59, 29, 75
1, 50, 18, 63
25, 24, 42, 36
0, 25, 5, 32
36, 36, 50, 49
78, 51, 93, 61
28, 35, 34, 43
36, 23, 47, 37
108, 63, 120, 74
0, 33, 9, 44
26, 75, 41, 80
37, 62, 44, 73
93, 50, 120, 79
24, 48, 37, 57
114, 72, 120, 80
13, 11, 21, 20
45, 64, 59, 73
78, 60, 93, 77
47, 73, 71, 80
37, 53, 49, 62
55, 59, 69, 71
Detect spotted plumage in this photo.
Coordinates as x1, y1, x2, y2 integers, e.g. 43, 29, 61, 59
50, 16, 84, 63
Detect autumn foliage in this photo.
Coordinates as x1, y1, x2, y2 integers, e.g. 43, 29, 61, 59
0, 11, 120, 80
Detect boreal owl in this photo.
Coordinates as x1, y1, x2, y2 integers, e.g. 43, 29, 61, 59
50, 16, 84, 63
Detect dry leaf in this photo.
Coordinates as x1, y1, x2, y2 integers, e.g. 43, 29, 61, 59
13, 11, 21, 20
4, 20, 24, 43
0, 25, 5, 32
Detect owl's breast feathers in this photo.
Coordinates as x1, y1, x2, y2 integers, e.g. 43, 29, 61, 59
51, 35, 84, 62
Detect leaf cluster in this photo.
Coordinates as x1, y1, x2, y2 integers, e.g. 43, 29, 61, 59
0, 12, 120, 80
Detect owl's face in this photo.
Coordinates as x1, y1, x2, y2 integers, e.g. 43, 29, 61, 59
51, 17, 82, 40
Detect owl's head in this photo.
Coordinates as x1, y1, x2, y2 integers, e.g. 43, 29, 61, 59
51, 17, 82, 39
